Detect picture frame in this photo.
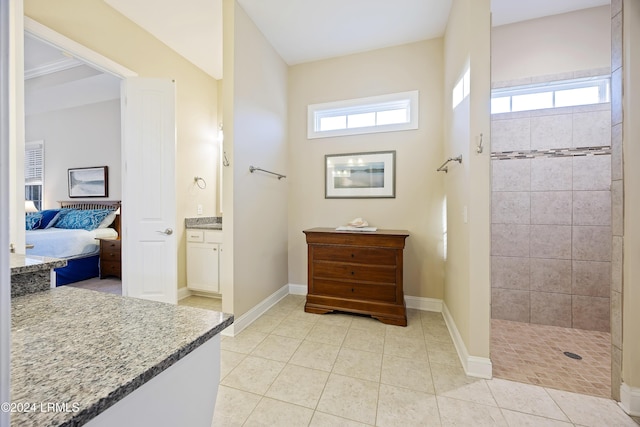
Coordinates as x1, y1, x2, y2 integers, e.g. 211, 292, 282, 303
68, 166, 109, 198
325, 151, 396, 198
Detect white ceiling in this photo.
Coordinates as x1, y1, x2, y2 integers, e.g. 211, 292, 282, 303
24, 34, 121, 115
491, 0, 609, 26
105, 0, 223, 79
27, 0, 610, 84
237, 0, 452, 66
101, 0, 608, 80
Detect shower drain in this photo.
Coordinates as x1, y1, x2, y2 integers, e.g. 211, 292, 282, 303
563, 351, 583, 360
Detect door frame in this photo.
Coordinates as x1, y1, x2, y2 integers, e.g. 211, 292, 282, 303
23, 18, 138, 292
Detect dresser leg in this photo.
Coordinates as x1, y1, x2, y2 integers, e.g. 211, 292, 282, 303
372, 314, 407, 327
304, 303, 335, 315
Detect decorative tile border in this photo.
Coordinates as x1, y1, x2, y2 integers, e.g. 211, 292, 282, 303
491, 146, 611, 160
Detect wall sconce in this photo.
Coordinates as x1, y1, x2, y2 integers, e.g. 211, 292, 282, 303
25, 200, 38, 213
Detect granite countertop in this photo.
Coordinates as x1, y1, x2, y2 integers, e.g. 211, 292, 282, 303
187, 223, 223, 230
184, 216, 222, 230
10, 253, 67, 275
10, 286, 234, 427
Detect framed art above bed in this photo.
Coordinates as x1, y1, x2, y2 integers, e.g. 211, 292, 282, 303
68, 166, 108, 198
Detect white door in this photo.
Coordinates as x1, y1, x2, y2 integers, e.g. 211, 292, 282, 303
121, 78, 177, 304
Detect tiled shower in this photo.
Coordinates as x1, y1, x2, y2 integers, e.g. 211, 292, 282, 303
490, 78, 612, 333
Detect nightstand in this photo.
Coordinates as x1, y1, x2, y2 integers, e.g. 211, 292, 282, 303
99, 238, 121, 279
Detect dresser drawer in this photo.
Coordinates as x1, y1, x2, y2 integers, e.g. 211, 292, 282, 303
312, 262, 396, 284
100, 261, 121, 278
312, 246, 396, 265
100, 239, 121, 251
312, 279, 397, 303
101, 246, 120, 259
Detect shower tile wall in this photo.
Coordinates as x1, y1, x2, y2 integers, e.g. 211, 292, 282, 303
491, 101, 612, 332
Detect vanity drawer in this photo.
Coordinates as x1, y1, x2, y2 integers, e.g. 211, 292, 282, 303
186, 230, 204, 242
311, 246, 396, 265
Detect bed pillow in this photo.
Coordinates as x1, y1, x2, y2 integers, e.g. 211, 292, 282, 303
26, 213, 43, 230
39, 209, 62, 229
54, 209, 112, 231
98, 210, 118, 228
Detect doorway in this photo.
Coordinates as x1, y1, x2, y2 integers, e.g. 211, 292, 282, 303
489, 3, 613, 398
22, 19, 179, 304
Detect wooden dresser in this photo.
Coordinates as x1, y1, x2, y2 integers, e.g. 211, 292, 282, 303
303, 228, 410, 326
99, 238, 121, 279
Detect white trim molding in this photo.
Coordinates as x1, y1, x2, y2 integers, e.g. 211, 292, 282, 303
620, 382, 640, 416
222, 284, 289, 337
404, 295, 443, 312
442, 303, 492, 379
288, 283, 307, 295
24, 17, 137, 78
177, 286, 191, 301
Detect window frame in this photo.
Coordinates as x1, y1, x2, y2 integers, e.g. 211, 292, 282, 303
24, 140, 44, 210
491, 76, 611, 114
307, 91, 419, 139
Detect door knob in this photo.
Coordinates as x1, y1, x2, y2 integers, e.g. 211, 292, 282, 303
157, 228, 173, 235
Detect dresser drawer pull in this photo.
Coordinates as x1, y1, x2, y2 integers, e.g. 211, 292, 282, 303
351, 271, 355, 275
351, 253, 355, 258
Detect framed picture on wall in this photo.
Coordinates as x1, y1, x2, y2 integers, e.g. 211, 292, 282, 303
68, 166, 109, 198
325, 151, 396, 198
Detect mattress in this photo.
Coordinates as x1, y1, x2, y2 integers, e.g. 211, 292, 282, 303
26, 227, 118, 259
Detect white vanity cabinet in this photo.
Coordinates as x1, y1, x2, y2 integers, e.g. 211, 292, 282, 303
187, 229, 223, 294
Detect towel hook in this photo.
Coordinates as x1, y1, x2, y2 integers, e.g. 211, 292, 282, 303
476, 133, 484, 154
194, 176, 207, 189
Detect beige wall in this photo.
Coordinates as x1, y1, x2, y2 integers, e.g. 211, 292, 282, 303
222, 0, 289, 317
24, 0, 219, 289
622, 0, 640, 391
492, 6, 611, 83
442, 0, 492, 361
287, 40, 445, 300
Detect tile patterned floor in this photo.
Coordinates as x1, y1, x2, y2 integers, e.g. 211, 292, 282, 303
67, 280, 635, 426
207, 295, 636, 427
491, 319, 611, 398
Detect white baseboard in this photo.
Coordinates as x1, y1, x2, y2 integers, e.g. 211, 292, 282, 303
442, 303, 492, 379
404, 295, 443, 312
222, 284, 289, 337
177, 286, 191, 301
288, 283, 307, 295
620, 382, 640, 416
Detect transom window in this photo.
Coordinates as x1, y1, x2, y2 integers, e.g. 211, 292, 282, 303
491, 76, 610, 114
308, 91, 419, 139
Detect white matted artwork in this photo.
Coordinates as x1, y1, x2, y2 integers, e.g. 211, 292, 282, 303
325, 151, 395, 198
68, 166, 109, 198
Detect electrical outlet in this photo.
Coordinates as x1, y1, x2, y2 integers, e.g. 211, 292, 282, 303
197, 204, 203, 215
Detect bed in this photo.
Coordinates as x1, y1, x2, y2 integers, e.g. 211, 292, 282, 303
25, 201, 121, 286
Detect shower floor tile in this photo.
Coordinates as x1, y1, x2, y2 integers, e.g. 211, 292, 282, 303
491, 319, 611, 398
